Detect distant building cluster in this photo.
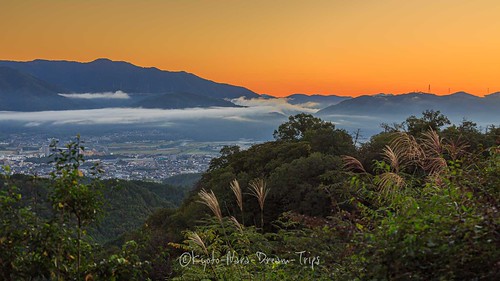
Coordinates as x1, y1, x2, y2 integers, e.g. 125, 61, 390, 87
0, 132, 239, 182
97, 154, 213, 181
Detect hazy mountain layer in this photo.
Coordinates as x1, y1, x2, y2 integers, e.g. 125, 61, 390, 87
0, 66, 79, 111
0, 58, 260, 111
318, 92, 500, 121
286, 93, 351, 108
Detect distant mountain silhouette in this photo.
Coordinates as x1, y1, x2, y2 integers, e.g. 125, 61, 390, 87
259, 94, 276, 99
1, 58, 498, 123
286, 94, 351, 109
134, 92, 237, 109
317, 92, 500, 122
0, 66, 79, 111
0, 58, 259, 99
485, 92, 500, 99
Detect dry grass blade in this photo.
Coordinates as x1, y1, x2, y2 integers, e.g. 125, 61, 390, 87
420, 130, 448, 175
446, 137, 469, 161
230, 216, 243, 233
377, 172, 406, 200
230, 179, 243, 212
382, 145, 402, 173
249, 178, 270, 230
390, 132, 424, 168
425, 156, 447, 176
188, 232, 208, 255
342, 155, 366, 173
249, 178, 269, 211
421, 130, 443, 155
197, 189, 222, 223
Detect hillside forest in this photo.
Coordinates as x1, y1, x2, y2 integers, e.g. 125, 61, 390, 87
1, 110, 499, 280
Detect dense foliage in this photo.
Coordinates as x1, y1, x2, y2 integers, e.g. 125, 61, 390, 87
0, 136, 188, 280
1, 111, 498, 280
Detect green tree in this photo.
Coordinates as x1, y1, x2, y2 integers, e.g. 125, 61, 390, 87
268, 153, 342, 217
1, 137, 154, 280
442, 119, 484, 152
404, 110, 450, 136
49, 135, 104, 279
208, 145, 240, 171
273, 113, 334, 141
304, 127, 355, 155
0, 166, 37, 280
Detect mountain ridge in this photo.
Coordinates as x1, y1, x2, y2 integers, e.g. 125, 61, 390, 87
0, 58, 259, 100
317, 91, 500, 122
0, 58, 259, 111
1, 58, 497, 119
285, 93, 351, 108
0, 66, 80, 111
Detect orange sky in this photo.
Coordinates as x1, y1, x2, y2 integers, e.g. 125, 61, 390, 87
1, 0, 499, 97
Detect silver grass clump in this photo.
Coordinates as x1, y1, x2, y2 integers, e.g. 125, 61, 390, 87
197, 188, 222, 223
249, 178, 270, 230
230, 179, 243, 213
249, 178, 269, 213
420, 130, 447, 176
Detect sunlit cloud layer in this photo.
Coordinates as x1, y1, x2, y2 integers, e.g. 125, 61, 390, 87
0, 99, 375, 130
0, 96, 318, 127
0, 106, 282, 126
231, 97, 319, 112
58, 91, 130, 99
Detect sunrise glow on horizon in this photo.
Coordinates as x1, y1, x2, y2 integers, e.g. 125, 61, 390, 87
1, 0, 500, 97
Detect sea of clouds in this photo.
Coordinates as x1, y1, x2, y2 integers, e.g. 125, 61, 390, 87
58, 91, 131, 99
0, 97, 324, 126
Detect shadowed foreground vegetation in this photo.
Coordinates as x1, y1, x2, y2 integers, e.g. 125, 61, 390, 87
1, 111, 499, 280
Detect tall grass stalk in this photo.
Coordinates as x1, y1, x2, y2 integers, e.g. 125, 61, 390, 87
249, 179, 269, 230
198, 189, 222, 223
197, 188, 246, 279
229, 179, 244, 224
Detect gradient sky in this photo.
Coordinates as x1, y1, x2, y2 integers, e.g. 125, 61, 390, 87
1, 0, 499, 97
